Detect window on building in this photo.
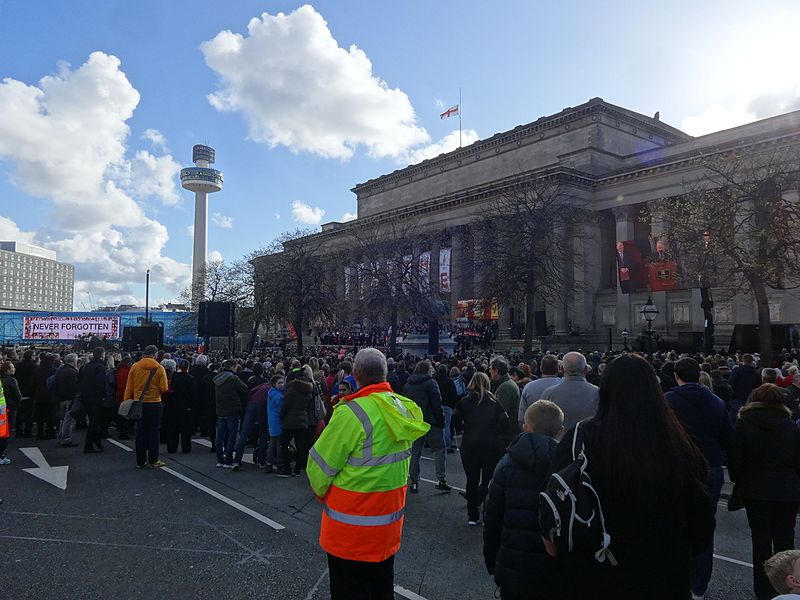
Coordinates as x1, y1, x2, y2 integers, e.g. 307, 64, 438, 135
671, 302, 691, 324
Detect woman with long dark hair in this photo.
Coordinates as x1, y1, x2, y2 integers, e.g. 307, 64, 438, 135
455, 371, 509, 525
548, 354, 713, 599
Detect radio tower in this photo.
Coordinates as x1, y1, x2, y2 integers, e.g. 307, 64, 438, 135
181, 145, 223, 307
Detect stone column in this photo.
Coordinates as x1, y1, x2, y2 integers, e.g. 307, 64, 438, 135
553, 223, 570, 335
614, 206, 636, 331
649, 214, 669, 337
430, 237, 441, 295
450, 226, 466, 313
574, 219, 602, 336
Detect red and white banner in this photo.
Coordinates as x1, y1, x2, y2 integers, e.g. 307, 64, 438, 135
23, 316, 120, 340
440, 104, 459, 119
439, 248, 451, 292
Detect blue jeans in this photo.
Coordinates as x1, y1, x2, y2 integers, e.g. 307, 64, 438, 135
691, 465, 724, 596
442, 406, 454, 449
135, 403, 163, 466
234, 404, 268, 465
216, 416, 239, 465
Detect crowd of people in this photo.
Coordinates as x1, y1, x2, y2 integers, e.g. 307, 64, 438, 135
2, 341, 800, 599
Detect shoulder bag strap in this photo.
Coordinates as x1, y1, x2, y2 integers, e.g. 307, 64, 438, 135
571, 420, 583, 461
138, 368, 158, 402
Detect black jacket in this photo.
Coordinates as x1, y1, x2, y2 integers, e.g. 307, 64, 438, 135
189, 364, 214, 417
549, 423, 714, 599
483, 432, 559, 596
281, 378, 313, 430
729, 364, 761, 404
53, 364, 79, 404
78, 358, 107, 404
213, 370, 248, 417
712, 381, 733, 408
15, 358, 37, 398
728, 402, 800, 504
402, 373, 444, 428
455, 391, 508, 448
169, 372, 196, 411
1, 374, 22, 409
435, 375, 458, 409
665, 383, 732, 470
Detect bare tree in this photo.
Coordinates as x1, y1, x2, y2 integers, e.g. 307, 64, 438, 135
252, 228, 336, 355
649, 143, 800, 365
180, 259, 241, 307
345, 219, 442, 355
479, 177, 589, 358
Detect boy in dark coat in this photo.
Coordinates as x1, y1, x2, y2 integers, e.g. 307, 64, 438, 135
483, 400, 564, 600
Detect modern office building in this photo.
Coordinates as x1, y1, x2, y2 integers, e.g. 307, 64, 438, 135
0, 242, 74, 311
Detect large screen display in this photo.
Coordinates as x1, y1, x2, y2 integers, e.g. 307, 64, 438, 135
23, 316, 121, 340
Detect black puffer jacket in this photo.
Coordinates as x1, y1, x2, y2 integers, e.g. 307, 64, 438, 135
483, 432, 559, 596
281, 378, 313, 430
1, 374, 22, 410
402, 373, 444, 428
728, 402, 800, 504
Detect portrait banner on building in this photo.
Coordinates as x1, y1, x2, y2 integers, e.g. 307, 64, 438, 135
419, 251, 431, 290
344, 266, 351, 297
439, 248, 451, 292
23, 316, 120, 340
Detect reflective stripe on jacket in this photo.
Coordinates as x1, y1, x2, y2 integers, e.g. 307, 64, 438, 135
307, 381, 429, 562
0, 383, 8, 438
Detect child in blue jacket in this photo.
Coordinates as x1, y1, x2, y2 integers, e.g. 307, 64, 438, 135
266, 374, 286, 473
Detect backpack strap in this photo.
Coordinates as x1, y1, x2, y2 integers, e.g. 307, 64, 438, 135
138, 368, 158, 402
571, 420, 584, 461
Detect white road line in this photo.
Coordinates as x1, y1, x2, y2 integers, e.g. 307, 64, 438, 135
419, 477, 466, 493
107, 439, 133, 452
714, 554, 753, 568
394, 585, 429, 600
107, 437, 285, 531
0, 534, 247, 556
303, 568, 329, 600
161, 466, 285, 531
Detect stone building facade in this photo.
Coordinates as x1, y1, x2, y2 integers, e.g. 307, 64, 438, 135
262, 98, 800, 349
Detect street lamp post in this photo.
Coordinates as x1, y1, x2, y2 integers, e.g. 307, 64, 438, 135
641, 296, 659, 354
621, 328, 630, 351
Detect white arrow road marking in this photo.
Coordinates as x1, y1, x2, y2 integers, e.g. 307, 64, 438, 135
394, 585, 429, 600
20, 447, 69, 490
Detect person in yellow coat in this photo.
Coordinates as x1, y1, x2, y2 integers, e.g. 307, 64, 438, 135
307, 348, 429, 600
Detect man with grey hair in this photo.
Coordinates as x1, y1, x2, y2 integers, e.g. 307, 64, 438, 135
519, 354, 561, 425
55, 353, 80, 447
490, 357, 521, 443
540, 351, 598, 433
307, 347, 429, 599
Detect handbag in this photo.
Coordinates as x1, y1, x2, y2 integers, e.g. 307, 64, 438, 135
118, 368, 157, 421
313, 381, 327, 421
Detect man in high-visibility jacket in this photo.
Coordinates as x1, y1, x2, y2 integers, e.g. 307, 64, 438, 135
0, 377, 10, 466
307, 348, 430, 599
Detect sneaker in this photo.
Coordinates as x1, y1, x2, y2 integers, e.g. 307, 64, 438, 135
409, 482, 419, 494
275, 469, 293, 478
150, 459, 166, 469
691, 594, 704, 600
136, 463, 151, 469
231, 463, 241, 472
263, 464, 274, 474
216, 462, 226, 468
0, 457, 11, 465
435, 480, 453, 492
467, 520, 480, 526
446, 448, 456, 454
222, 463, 232, 469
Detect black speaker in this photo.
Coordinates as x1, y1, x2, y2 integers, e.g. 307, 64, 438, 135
677, 331, 704, 354
198, 301, 235, 337
428, 320, 439, 355
122, 326, 163, 352
729, 324, 793, 353
534, 311, 548, 336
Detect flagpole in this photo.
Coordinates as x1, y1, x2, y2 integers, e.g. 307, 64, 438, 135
459, 86, 462, 148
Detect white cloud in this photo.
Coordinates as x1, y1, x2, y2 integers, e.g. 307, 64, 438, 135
403, 129, 480, 165
211, 212, 234, 228
340, 212, 357, 222
209, 250, 224, 262
291, 200, 325, 225
201, 5, 430, 160
680, 10, 800, 136
186, 224, 194, 237
0, 215, 37, 245
0, 52, 190, 305
434, 98, 445, 110
273, 212, 281, 220
142, 128, 168, 152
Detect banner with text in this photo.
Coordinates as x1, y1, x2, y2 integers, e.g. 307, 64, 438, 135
419, 251, 431, 290
439, 248, 451, 292
23, 316, 121, 340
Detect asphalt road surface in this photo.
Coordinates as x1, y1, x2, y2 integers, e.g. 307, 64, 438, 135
0, 431, 783, 600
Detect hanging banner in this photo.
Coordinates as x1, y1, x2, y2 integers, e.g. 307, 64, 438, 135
439, 248, 451, 292
23, 316, 120, 340
402, 255, 413, 292
419, 251, 431, 289
344, 266, 351, 297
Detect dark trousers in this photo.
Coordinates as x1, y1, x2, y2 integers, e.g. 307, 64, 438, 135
327, 553, 394, 600
135, 403, 163, 466
164, 406, 192, 454
84, 401, 103, 450
691, 466, 724, 596
280, 427, 308, 472
35, 400, 57, 438
745, 500, 799, 600
17, 397, 35, 436
100, 405, 117, 436
461, 441, 503, 521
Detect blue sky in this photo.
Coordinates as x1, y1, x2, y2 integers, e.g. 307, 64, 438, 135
1, 1, 798, 308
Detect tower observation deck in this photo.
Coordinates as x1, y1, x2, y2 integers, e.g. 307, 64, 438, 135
181, 144, 223, 306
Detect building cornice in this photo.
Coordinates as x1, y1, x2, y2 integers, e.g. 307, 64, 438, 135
352, 98, 690, 197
